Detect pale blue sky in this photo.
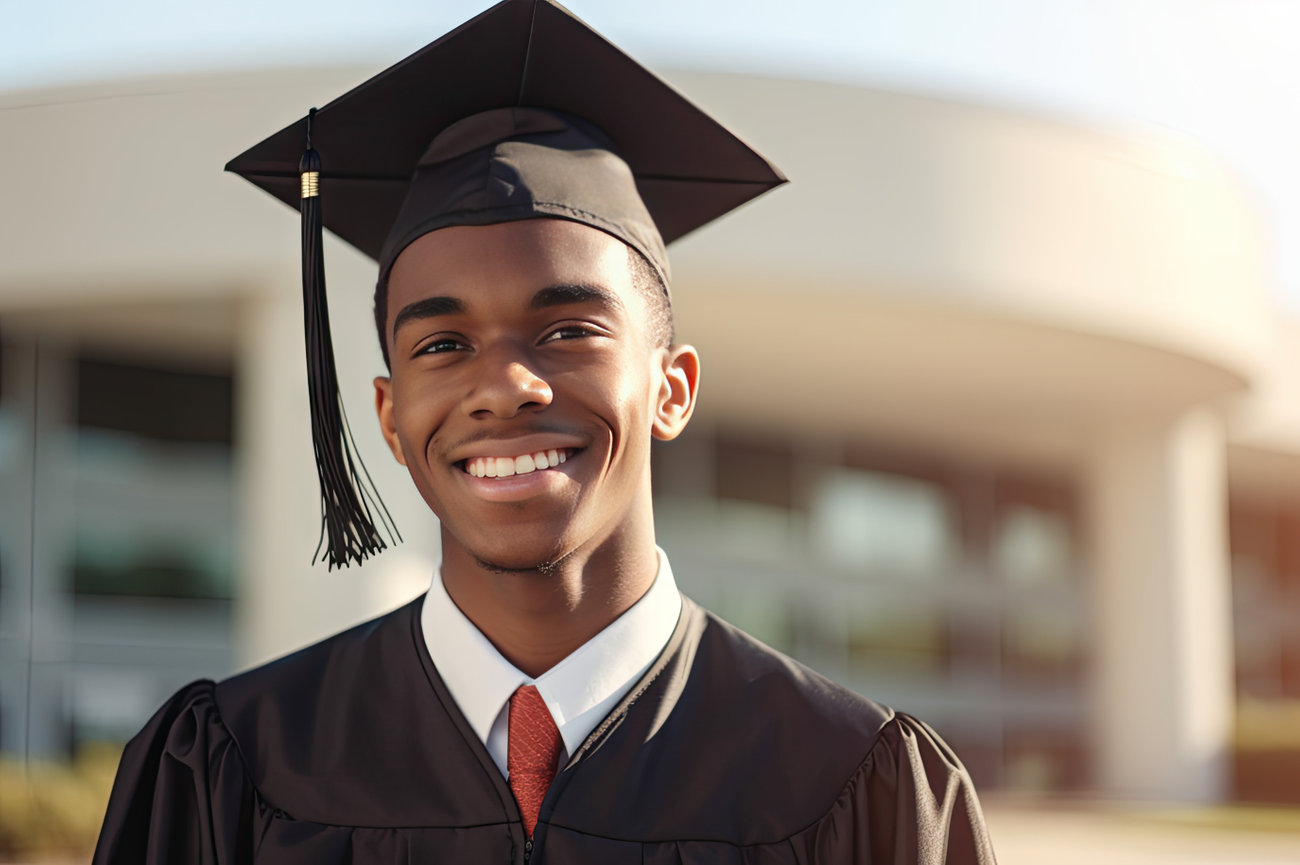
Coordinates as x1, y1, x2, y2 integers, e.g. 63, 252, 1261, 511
6, 0, 1300, 303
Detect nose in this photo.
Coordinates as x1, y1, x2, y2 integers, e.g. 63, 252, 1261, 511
463, 346, 553, 419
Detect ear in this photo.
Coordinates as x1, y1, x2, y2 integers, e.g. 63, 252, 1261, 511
373, 376, 407, 466
651, 344, 700, 441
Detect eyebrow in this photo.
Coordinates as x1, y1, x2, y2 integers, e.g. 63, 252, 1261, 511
392, 296, 465, 336
393, 284, 623, 337
530, 283, 624, 312
390, 284, 624, 331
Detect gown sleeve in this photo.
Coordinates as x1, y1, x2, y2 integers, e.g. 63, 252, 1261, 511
794, 712, 998, 865
92, 680, 257, 865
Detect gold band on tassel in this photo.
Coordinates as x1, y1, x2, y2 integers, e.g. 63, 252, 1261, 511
301, 171, 320, 199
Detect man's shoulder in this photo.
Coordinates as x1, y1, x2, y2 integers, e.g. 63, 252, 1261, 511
628, 603, 995, 857
687, 600, 895, 740
205, 595, 469, 817
612, 597, 898, 793
216, 595, 422, 707
210, 594, 429, 773
552, 599, 914, 845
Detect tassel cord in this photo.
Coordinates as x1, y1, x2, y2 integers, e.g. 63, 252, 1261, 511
300, 111, 398, 568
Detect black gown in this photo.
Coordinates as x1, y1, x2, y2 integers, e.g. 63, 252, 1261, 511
92, 595, 997, 864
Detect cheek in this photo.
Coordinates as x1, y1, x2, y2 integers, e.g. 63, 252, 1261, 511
626, 357, 665, 422
391, 376, 453, 457
580, 360, 643, 416
645, 358, 668, 411
604, 365, 659, 450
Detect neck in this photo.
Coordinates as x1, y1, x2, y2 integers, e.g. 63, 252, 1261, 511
439, 523, 660, 678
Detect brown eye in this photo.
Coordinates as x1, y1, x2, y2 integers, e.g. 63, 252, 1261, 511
544, 326, 594, 341
417, 336, 468, 355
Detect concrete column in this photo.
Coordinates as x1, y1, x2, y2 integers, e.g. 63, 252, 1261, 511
234, 287, 320, 668
1085, 406, 1234, 802
234, 270, 439, 670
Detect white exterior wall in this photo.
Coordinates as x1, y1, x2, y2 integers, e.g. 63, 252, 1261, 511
1086, 409, 1236, 801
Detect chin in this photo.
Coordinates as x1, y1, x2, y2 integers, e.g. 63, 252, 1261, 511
441, 504, 624, 576
461, 530, 577, 575
472, 555, 567, 576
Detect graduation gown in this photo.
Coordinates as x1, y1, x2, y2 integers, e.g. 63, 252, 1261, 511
93, 595, 996, 864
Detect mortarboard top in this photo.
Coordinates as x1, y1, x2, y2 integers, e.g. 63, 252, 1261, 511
224, 0, 786, 569
225, 0, 785, 276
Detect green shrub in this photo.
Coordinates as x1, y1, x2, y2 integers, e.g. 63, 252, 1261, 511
0, 744, 120, 859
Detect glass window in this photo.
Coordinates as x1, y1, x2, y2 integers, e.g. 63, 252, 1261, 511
1001, 728, 1087, 792
994, 505, 1074, 587
71, 353, 235, 601
714, 499, 804, 562
810, 469, 956, 576
714, 436, 793, 509
72, 529, 232, 600
76, 357, 233, 444
1229, 502, 1288, 699
1002, 605, 1082, 682
712, 591, 796, 655
844, 597, 948, 675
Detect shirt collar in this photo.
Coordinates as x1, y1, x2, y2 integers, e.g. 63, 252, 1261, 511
421, 548, 681, 764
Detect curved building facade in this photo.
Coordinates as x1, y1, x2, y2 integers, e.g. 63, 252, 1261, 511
1, 66, 1296, 803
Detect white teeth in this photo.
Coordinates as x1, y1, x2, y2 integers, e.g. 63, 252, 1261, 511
465, 449, 571, 478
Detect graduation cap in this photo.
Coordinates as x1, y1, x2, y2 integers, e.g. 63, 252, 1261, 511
225, 0, 787, 569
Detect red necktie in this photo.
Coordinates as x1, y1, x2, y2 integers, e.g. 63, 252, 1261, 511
507, 684, 562, 839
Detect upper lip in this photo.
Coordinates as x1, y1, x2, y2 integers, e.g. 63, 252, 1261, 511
447, 433, 587, 464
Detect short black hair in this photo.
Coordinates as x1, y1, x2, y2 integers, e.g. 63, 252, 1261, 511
627, 245, 674, 350
373, 238, 674, 368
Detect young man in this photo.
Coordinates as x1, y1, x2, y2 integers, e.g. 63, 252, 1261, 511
94, 2, 996, 863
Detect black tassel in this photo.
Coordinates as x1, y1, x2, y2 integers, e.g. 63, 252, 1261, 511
300, 108, 399, 568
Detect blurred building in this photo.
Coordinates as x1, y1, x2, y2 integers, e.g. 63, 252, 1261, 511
1, 66, 1298, 805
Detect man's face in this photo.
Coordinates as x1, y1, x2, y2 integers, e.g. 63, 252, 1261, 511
374, 219, 698, 572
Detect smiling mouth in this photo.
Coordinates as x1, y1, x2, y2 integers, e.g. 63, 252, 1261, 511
461, 448, 574, 478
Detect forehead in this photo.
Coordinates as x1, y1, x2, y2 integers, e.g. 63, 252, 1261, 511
386, 219, 633, 310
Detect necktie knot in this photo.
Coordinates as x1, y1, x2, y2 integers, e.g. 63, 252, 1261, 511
507, 684, 562, 839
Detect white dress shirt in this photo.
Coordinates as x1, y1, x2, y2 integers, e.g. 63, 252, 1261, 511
421, 548, 681, 777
